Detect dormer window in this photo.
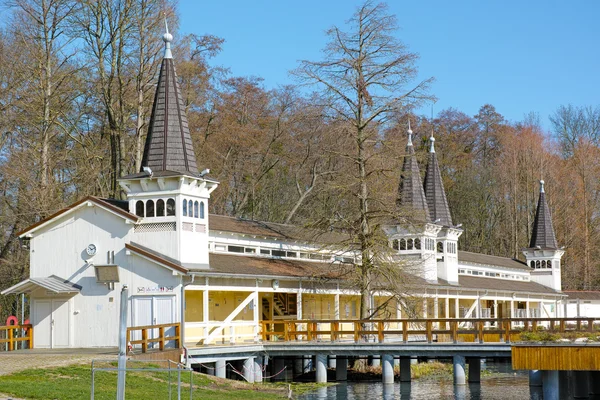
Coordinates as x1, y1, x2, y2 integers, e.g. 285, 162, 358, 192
146, 200, 155, 217
135, 200, 144, 217
157, 199, 165, 216
182, 199, 187, 216
167, 199, 175, 216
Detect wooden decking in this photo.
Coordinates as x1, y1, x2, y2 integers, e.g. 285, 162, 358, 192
513, 344, 600, 371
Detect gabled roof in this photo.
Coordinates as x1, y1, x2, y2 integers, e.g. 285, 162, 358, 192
529, 180, 558, 249
16, 196, 139, 237
397, 130, 430, 222
563, 291, 600, 301
458, 275, 560, 295
1, 275, 81, 295
135, 33, 198, 177
125, 242, 189, 274
458, 251, 530, 271
423, 136, 453, 227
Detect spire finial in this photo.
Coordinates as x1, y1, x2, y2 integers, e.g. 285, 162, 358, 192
407, 119, 413, 146
540, 179, 545, 193
163, 17, 173, 59
429, 130, 436, 153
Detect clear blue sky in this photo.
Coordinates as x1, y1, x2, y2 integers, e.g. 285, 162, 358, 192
180, 1, 598, 130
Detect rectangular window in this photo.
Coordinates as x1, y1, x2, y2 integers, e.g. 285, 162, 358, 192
215, 244, 226, 252
286, 251, 297, 258
260, 249, 270, 255
299, 253, 309, 259
245, 248, 256, 254
228, 246, 244, 253
272, 250, 286, 257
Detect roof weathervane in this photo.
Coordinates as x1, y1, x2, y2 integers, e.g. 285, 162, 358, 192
429, 130, 436, 153
407, 119, 413, 146
163, 16, 173, 59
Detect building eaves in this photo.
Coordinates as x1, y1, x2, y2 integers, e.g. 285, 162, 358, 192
1, 275, 81, 295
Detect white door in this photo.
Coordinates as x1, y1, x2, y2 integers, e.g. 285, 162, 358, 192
33, 299, 70, 348
132, 296, 176, 348
34, 300, 52, 348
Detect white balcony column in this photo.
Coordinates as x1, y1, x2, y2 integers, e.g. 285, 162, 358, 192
203, 288, 209, 339
445, 297, 450, 329
433, 296, 439, 329
455, 295, 460, 319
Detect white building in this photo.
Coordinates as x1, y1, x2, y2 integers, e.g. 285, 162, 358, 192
2, 29, 574, 349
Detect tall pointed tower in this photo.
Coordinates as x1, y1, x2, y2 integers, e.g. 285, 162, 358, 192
386, 122, 440, 283
423, 133, 462, 284
523, 180, 563, 290
119, 24, 218, 269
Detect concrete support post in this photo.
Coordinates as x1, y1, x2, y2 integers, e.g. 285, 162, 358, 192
399, 357, 411, 382
453, 355, 466, 385
336, 356, 348, 381
381, 355, 394, 384
559, 371, 570, 399
529, 370, 542, 387
315, 354, 327, 383
542, 370, 559, 400
371, 355, 380, 367
243, 358, 255, 383
293, 357, 303, 376
589, 371, 600, 395
328, 355, 337, 369
467, 358, 480, 383
573, 371, 589, 398
253, 356, 263, 383
215, 359, 226, 379
272, 357, 285, 381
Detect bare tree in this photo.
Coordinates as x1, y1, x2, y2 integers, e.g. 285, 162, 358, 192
293, 1, 433, 320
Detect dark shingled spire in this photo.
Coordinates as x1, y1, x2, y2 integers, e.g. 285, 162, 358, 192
529, 180, 558, 249
424, 134, 453, 226
397, 121, 430, 222
140, 26, 198, 176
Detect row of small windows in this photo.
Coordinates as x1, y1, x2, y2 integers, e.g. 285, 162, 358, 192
459, 268, 529, 281
391, 238, 455, 254
182, 199, 205, 219
531, 260, 553, 269
213, 243, 354, 263
135, 199, 175, 217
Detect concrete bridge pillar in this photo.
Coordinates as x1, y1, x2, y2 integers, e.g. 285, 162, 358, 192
542, 370, 559, 400
243, 358, 255, 383
589, 371, 600, 395
453, 355, 466, 385
529, 370, 542, 387
215, 359, 226, 379
573, 371, 589, 399
315, 354, 328, 383
336, 356, 348, 381
399, 356, 411, 382
328, 355, 337, 369
253, 356, 264, 383
468, 357, 480, 383
381, 354, 394, 384
371, 355, 381, 367
293, 357, 304, 376
272, 357, 285, 381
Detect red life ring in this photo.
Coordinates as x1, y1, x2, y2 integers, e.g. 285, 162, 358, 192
23, 319, 30, 332
6, 316, 18, 326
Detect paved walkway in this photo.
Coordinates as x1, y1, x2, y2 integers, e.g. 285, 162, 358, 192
0, 348, 118, 376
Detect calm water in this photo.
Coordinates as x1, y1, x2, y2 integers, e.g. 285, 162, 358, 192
298, 361, 541, 400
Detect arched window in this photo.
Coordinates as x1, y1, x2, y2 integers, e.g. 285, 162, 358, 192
536, 260, 540, 269
194, 201, 199, 218
407, 239, 413, 250
146, 200, 155, 217
530, 261, 535, 269
188, 200, 193, 217
135, 200, 144, 217
392, 239, 399, 250
167, 199, 175, 216
182, 199, 187, 216
200, 202, 205, 219
541, 260, 546, 268
546, 260, 552, 268
400, 239, 406, 251
156, 199, 165, 216
437, 242, 443, 253
415, 238, 421, 250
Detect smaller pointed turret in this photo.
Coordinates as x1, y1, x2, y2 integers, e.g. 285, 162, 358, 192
397, 120, 430, 222
424, 132, 453, 227
529, 180, 558, 249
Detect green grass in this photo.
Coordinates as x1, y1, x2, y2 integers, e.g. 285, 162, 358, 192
0, 364, 287, 400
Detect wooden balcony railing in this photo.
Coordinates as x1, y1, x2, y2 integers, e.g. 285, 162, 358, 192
260, 317, 600, 344
127, 322, 181, 353
0, 324, 33, 351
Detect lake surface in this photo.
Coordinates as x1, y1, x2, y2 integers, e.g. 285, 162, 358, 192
297, 360, 541, 400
